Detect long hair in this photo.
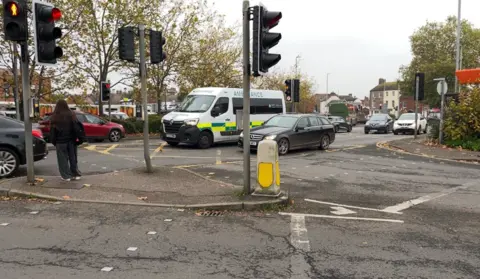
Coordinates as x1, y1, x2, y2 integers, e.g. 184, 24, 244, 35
50, 100, 76, 129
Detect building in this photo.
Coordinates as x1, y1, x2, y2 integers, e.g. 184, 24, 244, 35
370, 78, 400, 116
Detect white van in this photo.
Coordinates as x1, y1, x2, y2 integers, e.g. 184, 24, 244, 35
162, 87, 286, 148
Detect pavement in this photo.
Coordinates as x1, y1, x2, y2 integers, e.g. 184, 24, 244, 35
2, 125, 480, 278
380, 135, 480, 163
0, 165, 287, 210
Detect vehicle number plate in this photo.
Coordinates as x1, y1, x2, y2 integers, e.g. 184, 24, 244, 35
166, 134, 176, 138
250, 141, 257, 146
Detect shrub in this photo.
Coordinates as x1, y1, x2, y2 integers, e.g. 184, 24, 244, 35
106, 115, 164, 134
445, 137, 480, 151
444, 89, 480, 141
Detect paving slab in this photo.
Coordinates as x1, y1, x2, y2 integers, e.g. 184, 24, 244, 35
0, 167, 286, 210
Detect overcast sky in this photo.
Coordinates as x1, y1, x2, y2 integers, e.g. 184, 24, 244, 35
211, 0, 480, 98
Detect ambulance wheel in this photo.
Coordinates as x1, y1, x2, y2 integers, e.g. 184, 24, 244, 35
197, 131, 213, 149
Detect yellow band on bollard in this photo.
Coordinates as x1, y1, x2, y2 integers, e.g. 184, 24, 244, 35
258, 162, 274, 188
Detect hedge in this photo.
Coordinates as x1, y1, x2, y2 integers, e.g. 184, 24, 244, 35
108, 115, 164, 134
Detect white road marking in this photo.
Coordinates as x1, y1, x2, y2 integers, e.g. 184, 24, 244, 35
382, 181, 476, 214
101, 267, 113, 272
147, 231, 157, 235
164, 218, 173, 222
280, 212, 404, 223
127, 247, 138, 251
290, 215, 310, 251
1, 223, 10, 226
330, 206, 356, 215
305, 199, 403, 215
216, 149, 222, 165
289, 215, 312, 279
30, 211, 39, 215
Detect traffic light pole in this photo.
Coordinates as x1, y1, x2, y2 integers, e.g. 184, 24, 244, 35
20, 42, 35, 183
12, 43, 20, 120
242, 0, 251, 194
414, 76, 419, 140
139, 24, 153, 173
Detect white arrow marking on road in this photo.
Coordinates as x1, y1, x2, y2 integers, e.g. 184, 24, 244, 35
381, 181, 475, 214
330, 206, 356, 215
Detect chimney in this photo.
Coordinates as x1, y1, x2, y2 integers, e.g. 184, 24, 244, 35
379, 78, 386, 85
348, 93, 352, 97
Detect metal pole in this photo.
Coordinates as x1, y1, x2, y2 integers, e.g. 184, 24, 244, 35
20, 42, 34, 183
454, 0, 462, 93
414, 76, 419, 139
439, 81, 445, 144
108, 95, 111, 121
242, 0, 251, 194
13, 43, 20, 120
139, 24, 153, 173
326, 73, 330, 94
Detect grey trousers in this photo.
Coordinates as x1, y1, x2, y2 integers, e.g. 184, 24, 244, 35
55, 142, 81, 179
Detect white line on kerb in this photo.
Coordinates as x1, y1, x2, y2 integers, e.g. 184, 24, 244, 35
381, 181, 477, 214
280, 212, 404, 223
304, 199, 403, 215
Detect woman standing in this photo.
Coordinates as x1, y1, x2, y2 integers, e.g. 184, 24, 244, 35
50, 100, 81, 181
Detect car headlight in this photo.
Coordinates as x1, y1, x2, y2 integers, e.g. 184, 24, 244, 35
264, 135, 277, 140
184, 118, 199, 126
240, 132, 243, 137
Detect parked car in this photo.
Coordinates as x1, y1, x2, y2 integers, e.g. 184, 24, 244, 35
0, 116, 48, 178
327, 116, 352, 133
364, 114, 394, 134
238, 114, 335, 155
393, 113, 427, 135
38, 111, 126, 142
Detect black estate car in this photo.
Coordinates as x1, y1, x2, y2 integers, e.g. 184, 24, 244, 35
327, 116, 352, 133
0, 116, 48, 178
238, 114, 336, 155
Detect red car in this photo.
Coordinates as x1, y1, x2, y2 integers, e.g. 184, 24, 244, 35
39, 111, 126, 142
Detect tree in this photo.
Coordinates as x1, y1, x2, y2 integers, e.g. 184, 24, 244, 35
65, 0, 162, 115
0, 0, 86, 103
144, 0, 242, 110
399, 16, 480, 107
253, 70, 317, 113
176, 17, 242, 99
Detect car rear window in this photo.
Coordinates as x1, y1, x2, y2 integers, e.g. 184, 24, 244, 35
0, 116, 24, 128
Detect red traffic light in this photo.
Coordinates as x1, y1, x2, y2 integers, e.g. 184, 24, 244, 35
105, 83, 110, 89
5, 1, 20, 17
51, 7, 61, 21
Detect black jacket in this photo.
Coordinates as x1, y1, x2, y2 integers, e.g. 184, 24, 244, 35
50, 121, 75, 145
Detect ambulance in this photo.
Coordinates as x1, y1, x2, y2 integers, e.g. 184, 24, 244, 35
161, 87, 286, 148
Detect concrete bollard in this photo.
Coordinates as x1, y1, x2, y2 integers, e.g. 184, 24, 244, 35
253, 139, 281, 197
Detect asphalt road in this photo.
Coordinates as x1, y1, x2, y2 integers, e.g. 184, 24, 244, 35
0, 195, 478, 279
12, 125, 406, 177
3, 125, 480, 278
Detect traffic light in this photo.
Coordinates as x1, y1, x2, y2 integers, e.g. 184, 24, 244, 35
33, 0, 63, 65
101, 82, 111, 102
415, 72, 425, 101
3, 0, 28, 41
293, 79, 300, 103
252, 5, 282, 76
118, 26, 135, 62
284, 79, 292, 102
150, 30, 166, 64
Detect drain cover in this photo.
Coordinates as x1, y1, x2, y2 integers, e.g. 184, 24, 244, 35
197, 210, 224, 217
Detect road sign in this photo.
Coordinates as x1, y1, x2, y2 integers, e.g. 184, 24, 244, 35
437, 81, 448, 95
